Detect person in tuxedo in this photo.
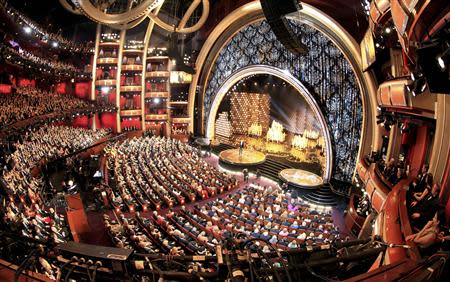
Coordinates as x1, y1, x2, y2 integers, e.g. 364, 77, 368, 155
239, 140, 244, 157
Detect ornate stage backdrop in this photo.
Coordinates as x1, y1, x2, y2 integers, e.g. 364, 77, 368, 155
203, 20, 362, 182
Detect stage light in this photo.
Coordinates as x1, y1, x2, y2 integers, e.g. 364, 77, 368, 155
384, 27, 392, 34
375, 42, 380, 48
437, 56, 445, 69
52, 41, 59, 48
68, 180, 74, 186
101, 86, 110, 94
154, 98, 161, 104
23, 26, 32, 34
436, 48, 449, 71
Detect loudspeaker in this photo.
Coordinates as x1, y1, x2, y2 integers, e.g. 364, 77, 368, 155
260, 0, 308, 55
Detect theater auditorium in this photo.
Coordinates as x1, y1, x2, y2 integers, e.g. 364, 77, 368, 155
0, 0, 449, 281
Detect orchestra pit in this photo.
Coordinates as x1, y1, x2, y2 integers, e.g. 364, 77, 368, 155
1, 0, 450, 281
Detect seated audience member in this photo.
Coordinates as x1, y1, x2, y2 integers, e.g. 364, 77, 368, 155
410, 184, 441, 227
406, 213, 441, 249
409, 165, 433, 195
383, 158, 396, 179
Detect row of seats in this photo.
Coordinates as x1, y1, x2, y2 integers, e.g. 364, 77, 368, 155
103, 136, 237, 211
104, 183, 338, 256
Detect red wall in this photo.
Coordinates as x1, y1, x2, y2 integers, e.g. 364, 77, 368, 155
56, 83, 67, 94
75, 82, 90, 100
407, 126, 429, 178
0, 84, 11, 94
98, 113, 117, 132
72, 115, 90, 128
441, 150, 450, 225
18, 79, 35, 87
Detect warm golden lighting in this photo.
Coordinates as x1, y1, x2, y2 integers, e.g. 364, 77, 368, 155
266, 121, 286, 143
248, 123, 262, 137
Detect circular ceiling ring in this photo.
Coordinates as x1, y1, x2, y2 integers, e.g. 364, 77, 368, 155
71, 0, 164, 25
58, 0, 82, 15
148, 0, 209, 33
108, 14, 150, 30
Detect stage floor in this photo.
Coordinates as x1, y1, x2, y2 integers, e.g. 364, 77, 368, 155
279, 168, 323, 189
219, 149, 266, 166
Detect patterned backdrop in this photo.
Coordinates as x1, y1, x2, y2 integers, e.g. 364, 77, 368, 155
203, 20, 362, 182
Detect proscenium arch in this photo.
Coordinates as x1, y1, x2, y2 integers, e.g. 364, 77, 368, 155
189, 1, 381, 181
206, 65, 333, 183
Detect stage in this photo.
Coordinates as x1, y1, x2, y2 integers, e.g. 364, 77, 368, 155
219, 148, 266, 167
279, 168, 323, 189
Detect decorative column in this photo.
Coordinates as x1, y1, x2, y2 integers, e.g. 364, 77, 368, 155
116, 30, 126, 133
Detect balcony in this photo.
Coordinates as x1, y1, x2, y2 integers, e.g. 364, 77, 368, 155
121, 109, 142, 117
145, 92, 170, 99
123, 49, 143, 54
95, 79, 116, 86
147, 55, 169, 60
120, 85, 142, 93
145, 114, 168, 121
356, 162, 390, 213
171, 117, 191, 124
99, 42, 120, 47
122, 64, 143, 71
146, 71, 170, 78
97, 58, 119, 65
169, 101, 188, 106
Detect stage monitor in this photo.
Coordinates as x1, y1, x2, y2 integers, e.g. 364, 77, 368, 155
260, 0, 308, 55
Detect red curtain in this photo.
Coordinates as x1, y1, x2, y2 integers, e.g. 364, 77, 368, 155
121, 117, 141, 129
407, 126, 429, 178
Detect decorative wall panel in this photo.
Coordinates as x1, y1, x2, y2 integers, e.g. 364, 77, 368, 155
203, 20, 362, 182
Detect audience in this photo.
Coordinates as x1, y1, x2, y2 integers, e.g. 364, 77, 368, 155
1, 45, 81, 74
0, 86, 96, 127
104, 136, 237, 211
1, 125, 110, 244
103, 182, 337, 256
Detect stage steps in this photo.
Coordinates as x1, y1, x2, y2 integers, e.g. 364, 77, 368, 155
297, 183, 339, 206
211, 143, 340, 206
256, 158, 291, 181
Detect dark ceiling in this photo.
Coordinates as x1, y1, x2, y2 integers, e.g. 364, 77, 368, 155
6, 0, 369, 45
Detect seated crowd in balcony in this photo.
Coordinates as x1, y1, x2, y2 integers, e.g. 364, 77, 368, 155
1, 125, 110, 244
0, 86, 96, 126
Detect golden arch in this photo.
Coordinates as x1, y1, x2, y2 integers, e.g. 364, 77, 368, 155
205, 65, 334, 182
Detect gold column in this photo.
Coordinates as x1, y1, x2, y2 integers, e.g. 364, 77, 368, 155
429, 94, 450, 183
141, 7, 162, 132
116, 30, 127, 133
90, 24, 101, 131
